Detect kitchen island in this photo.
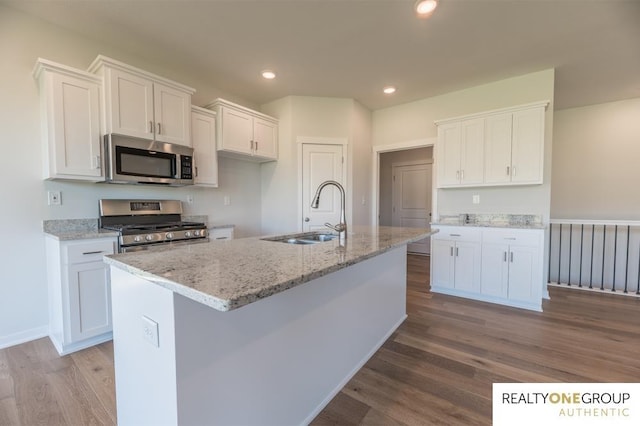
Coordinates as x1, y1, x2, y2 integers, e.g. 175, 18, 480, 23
104, 226, 436, 426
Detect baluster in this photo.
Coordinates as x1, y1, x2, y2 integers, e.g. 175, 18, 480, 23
579, 224, 584, 287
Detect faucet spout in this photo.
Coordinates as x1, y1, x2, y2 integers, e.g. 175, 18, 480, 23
311, 180, 347, 242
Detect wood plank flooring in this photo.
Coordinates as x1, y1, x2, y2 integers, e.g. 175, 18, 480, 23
1, 254, 639, 425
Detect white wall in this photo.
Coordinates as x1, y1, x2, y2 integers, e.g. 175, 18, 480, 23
379, 148, 433, 226
551, 97, 640, 220
261, 96, 372, 235
0, 5, 262, 346
372, 69, 555, 222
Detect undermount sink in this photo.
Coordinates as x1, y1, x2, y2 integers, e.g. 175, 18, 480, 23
262, 232, 338, 245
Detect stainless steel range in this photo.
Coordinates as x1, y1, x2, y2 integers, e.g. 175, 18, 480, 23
99, 199, 208, 252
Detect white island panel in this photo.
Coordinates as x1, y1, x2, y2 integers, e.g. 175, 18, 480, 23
111, 246, 408, 426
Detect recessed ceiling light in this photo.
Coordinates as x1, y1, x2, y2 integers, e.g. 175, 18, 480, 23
261, 70, 276, 79
415, 0, 438, 16
383, 86, 396, 95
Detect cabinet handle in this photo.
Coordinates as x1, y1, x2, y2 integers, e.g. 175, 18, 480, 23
455, 247, 459, 257
450, 247, 453, 256
510, 252, 514, 263
513, 166, 517, 177
215, 237, 228, 240
250, 140, 254, 150
149, 121, 153, 133
195, 166, 198, 177
456, 170, 460, 180
82, 250, 105, 255
503, 251, 507, 262
461, 170, 464, 181
94, 155, 101, 170
157, 122, 162, 135
449, 234, 461, 237
506, 166, 510, 175
255, 140, 258, 151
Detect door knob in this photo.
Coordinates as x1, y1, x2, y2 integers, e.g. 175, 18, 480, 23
304, 217, 310, 222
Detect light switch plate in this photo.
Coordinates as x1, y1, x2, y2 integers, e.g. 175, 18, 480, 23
142, 315, 159, 347
472, 194, 480, 204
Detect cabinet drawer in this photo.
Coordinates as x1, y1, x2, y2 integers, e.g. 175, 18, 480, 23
432, 226, 481, 242
209, 227, 234, 241
481, 228, 542, 246
64, 239, 116, 264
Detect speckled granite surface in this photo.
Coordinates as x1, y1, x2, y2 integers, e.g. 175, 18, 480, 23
43, 219, 119, 240
44, 218, 234, 240
433, 213, 545, 229
104, 226, 437, 312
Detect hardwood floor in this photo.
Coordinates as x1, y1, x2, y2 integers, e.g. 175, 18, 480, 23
1, 254, 639, 425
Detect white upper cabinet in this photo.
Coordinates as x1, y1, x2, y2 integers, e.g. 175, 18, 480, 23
437, 118, 484, 187
511, 107, 545, 184
89, 55, 195, 147
205, 98, 278, 162
435, 101, 548, 188
33, 59, 103, 181
191, 106, 218, 187
484, 113, 513, 184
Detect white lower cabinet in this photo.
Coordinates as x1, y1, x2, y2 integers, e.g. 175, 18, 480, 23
431, 225, 544, 311
209, 226, 234, 241
431, 227, 481, 292
46, 236, 116, 355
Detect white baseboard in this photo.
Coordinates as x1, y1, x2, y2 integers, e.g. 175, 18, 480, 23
0, 326, 49, 350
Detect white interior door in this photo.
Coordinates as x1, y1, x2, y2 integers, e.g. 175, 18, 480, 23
392, 163, 432, 254
302, 144, 344, 232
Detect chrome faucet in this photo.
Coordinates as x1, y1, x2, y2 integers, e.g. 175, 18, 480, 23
311, 180, 347, 242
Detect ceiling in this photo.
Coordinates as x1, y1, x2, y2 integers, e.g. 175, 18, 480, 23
5, 0, 640, 111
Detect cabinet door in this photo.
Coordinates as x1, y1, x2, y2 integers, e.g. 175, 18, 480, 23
453, 241, 481, 292
210, 227, 234, 241
511, 108, 544, 184
154, 83, 191, 146
507, 245, 538, 303
484, 113, 513, 184
431, 239, 455, 289
108, 68, 154, 140
459, 118, 485, 185
68, 261, 112, 342
219, 107, 253, 155
191, 110, 218, 187
436, 122, 461, 187
50, 72, 102, 178
253, 117, 278, 160
480, 243, 509, 298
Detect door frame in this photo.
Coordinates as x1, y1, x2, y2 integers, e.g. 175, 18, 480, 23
372, 138, 437, 227
297, 136, 349, 233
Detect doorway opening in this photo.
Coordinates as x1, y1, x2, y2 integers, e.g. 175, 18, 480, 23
378, 146, 434, 255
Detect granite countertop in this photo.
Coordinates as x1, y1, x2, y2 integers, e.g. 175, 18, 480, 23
432, 213, 545, 230
43, 218, 235, 240
104, 226, 437, 312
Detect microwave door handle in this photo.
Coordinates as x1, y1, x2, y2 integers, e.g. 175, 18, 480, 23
173, 155, 179, 179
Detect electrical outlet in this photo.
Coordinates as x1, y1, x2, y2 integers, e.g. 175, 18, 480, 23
224, 195, 230, 206
187, 195, 194, 205
142, 316, 159, 348
472, 194, 480, 204
48, 191, 61, 206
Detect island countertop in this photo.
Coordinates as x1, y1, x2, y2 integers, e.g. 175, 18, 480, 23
104, 226, 436, 312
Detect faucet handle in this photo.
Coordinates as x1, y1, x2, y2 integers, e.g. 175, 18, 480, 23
325, 222, 346, 233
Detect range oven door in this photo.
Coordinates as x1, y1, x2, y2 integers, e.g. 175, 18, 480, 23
105, 134, 194, 186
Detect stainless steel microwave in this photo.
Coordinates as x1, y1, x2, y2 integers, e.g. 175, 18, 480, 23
104, 134, 194, 186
